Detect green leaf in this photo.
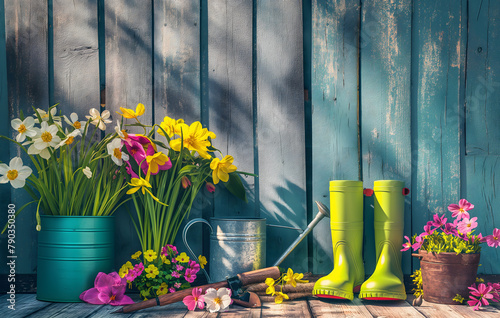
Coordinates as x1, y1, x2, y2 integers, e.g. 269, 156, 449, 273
222, 172, 248, 203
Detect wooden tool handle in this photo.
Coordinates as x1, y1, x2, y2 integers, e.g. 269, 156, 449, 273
237, 266, 281, 286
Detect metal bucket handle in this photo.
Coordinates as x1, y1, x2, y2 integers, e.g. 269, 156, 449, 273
182, 218, 212, 283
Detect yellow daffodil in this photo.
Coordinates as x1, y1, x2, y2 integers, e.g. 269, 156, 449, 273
156, 282, 169, 296
198, 255, 207, 269
117, 103, 146, 119
158, 116, 185, 138
283, 268, 308, 287
210, 155, 237, 184
146, 152, 172, 174
274, 291, 289, 304
169, 121, 216, 159
144, 250, 157, 262
176, 252, 190, 263
131, 251, 142, 259
127, 175, 168, 206
145, 264, 159, 279
265, 277, 275, 286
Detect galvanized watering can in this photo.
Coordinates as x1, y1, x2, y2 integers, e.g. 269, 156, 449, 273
182, 202, 330, 283
183, 217, 266, 283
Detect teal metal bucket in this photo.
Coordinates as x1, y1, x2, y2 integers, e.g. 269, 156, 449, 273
36, 216, 114, 302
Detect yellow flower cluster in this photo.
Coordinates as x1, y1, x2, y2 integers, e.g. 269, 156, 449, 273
265, 268, 308, 304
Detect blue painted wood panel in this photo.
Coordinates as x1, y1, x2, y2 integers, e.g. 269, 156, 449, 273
2, 0, 500, 280
311, 0, 361, 275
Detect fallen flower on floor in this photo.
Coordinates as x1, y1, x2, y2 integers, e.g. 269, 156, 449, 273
183, 287, 232, 312
80, 272, 134, 306
183, 287, 205, 311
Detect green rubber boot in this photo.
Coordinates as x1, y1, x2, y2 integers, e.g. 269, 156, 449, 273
312, 180, 364, 300
359, 180, 407, 300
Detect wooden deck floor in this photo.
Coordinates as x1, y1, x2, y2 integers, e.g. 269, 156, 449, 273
2, 294, 500, 317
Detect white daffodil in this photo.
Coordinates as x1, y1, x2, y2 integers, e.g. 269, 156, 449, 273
58, 129, 81, 147
107, 138, 129, 166
28, 122, 61, 159
82, 166, 92, 179
11, 116, 37, 142
63, 112, 86, 133
204, 288, 232, 313
86, 108, 112, 131
0, 157, 32, 188
114, 120, 132, 145
34, 107, 62, 124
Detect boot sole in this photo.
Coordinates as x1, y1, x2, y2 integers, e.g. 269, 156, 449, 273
313, 285, 361, 300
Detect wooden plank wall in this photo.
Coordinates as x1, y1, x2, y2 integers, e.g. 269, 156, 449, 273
1, 0, 499, 283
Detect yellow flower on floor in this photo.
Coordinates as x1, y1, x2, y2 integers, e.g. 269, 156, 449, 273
131, 251, 142, 260
210, 155, 237, 184
283, 268, 308, 288
274, 292, 289, 304
156, 283, 169, 296
144, 250, 157, 262
198, 255, 207, 269
145, 264, 159, 279
117, 103, 145, 119
176, 252, 190, 263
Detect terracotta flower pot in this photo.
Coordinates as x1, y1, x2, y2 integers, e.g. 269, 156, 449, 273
413, 250, 480, 304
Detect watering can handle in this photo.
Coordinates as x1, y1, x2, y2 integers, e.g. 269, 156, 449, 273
182, 218, 213, 283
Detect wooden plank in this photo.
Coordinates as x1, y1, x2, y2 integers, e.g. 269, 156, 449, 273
154, 0, 201, 124
53, 0, 100, 113
363, 300, 425, 318
360, 0, 412, 275
308, 297, 374, 317
208, 0, 256, 218
260, 300, 311, 317
256, 0, 307, 272
407, 294, 491, 318
411, 0, 466, 270
465, 156, 500, 274
152, 0, 204, 268
465, 0, 500, 155
4, 0, 49, 275
310, 0, 361, 275
0, 294, 51, 317
130, 301, 188, 318
105, 0, 153, 270
24, 302, 104, 318
0, 0, 11, 276
218, 307, 261, 318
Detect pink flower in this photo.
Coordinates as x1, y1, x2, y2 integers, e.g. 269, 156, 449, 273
125, 161, 139, 179
176, 264, 184, 271
442, 223, 458, 235
486, 228, 500, 248
188, 260, 200, 273
448, 199, 474, 220
172, 271, 181, 278
169, 287, 176, 293
184, 268, 197, 283
206, 182, 216, 193
183, 287, 205, 311
431, 214, 447, 228
457, 217, 478, 234
162, 244, 178, 255
423, 221, 435, 236
488, 283, 500, 301
401, 236, 412, 252
80, 272, 135, 306
125, 139, 148, 176
412, 234, 425, 251
125, 263, 144, 282
467, 283, 494, 310
174, 282, 182, 289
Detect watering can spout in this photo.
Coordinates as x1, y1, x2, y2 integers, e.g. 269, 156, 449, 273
273, 201, 330, 266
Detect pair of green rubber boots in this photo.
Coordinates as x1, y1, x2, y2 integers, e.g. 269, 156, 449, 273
312, 180, 407, 301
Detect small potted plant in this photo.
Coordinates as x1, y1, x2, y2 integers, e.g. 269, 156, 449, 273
1, 105, 130, 302
402, 199, 500, 307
